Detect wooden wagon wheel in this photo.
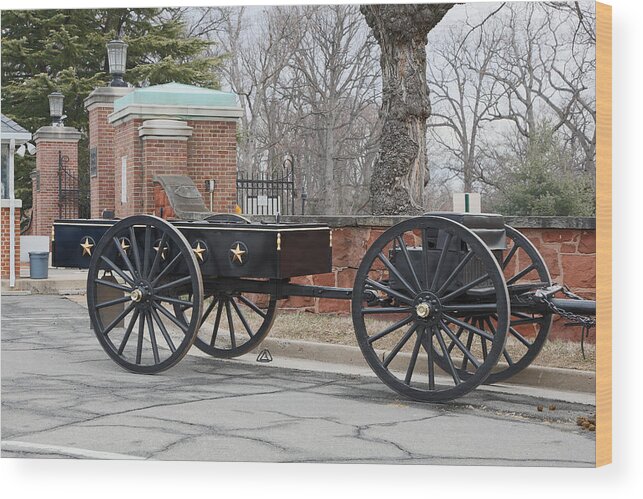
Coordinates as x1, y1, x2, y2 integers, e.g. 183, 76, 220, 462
432, 225, 553, 384
87, 215, 203, 374
174, 213, 278, 358
351, 216, 510, 402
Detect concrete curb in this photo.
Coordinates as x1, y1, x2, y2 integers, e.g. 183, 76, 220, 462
1, 278, 86, 295
259, 337, 596, 394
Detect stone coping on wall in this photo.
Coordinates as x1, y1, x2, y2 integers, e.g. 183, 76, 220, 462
33, 126, 82, 143
253, 214, 596, 230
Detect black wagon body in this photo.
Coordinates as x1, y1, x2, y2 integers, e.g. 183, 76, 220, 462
52, 211, 595, 402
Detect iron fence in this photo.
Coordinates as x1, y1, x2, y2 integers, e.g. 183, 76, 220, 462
58, 151, 90, 219
236, 159, 298, 216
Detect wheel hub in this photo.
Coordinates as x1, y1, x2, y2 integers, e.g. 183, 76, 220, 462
130, 289, 143, 302
414, 292, 442, 322
130, 280, 153, 305
415, 302, 431, 318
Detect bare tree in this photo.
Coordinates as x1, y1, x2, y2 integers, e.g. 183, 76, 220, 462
427, 20, 506, 191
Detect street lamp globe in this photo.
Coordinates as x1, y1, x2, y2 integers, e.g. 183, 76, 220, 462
107, 39, 128, 87
48, 91, 64, 126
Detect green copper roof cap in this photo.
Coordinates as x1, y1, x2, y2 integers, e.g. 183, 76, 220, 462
113, 82, 239, 112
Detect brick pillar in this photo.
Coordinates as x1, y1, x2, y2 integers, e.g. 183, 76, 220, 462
1, 200, 21, 279
32, 126, 81, 237
187, 120, 238, 212
84, 87, 133, 218
139, 120, 191, 214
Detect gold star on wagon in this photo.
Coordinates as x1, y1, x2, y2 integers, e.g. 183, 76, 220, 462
230, 243, 246, 264
192, 241, 207, 262
80, 237, 94, 257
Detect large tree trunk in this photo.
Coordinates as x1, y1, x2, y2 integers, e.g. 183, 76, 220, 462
361, 4, 454, 214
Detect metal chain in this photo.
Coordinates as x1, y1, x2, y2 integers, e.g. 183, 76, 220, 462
534, 284, 595, 359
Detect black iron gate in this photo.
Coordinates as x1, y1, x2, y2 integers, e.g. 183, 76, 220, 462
236, 157, 297, 216
58, 151, 90, 219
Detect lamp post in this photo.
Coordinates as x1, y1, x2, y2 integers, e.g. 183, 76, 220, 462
48, 91, 64, 127
107, 39, 128, 87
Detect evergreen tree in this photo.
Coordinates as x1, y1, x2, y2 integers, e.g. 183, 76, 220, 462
491, 124, 595, 217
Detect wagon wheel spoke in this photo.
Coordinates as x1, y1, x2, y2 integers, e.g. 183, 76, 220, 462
377, 251, 418, 296
431, 232, 453, 292
440, 273, 490, 303
100, 255, 135, 287
404, 327, 424, 385
365, 278, 414, 305
362, 307, 413, 315
129, 226, 142, 277
102, 303, 136, 337
155, 295, 194, 309
478, 318, 489, 361
231, 298, 254, 338
367, 315, 414, 344
117, 308, 140, 355
483, 316, 512, 366
210, 300, 225, 347
421, 327, 435, 390
143, 225, 152, 278
436, 251, 474, 296
421, 229, 432, 290
95, 295, 132, 310
502, 242, 519, 269
153, 302, 189, 333
199, 297, 218, 326
382, 323, 418, 368
150, 252, 182, 287
238, 295, 267, 319
95, 278, 132, 292
492, 313, 534, 347
135, 311, 145, 365
442, 314, 495, 342
145, 310, 161, 364
151, 307, 176, 353
113, 236, 138, 280
506, 264, 536, 285
434, 326, 461, 385
440, 320, 480, 369
395, 236, 422, 291
224, 299, 236, 349
148, 232, 168, 282
446, 321, 465, 354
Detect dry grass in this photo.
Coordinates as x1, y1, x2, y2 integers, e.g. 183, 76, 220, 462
268, 309, 595, 371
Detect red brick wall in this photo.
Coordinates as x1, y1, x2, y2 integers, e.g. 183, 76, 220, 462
113, 119, 143, 218
187, 120, 237, 213
1, 207, 21, 279
279, 225, 596, 343
32, 140, 79, 237
88, 105, 116, 218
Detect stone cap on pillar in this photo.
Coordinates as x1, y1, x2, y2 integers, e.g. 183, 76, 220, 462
109, 82, 243, 124
84, 86, 134, 111
139, 119, 193, 141
33, 126, 82, 143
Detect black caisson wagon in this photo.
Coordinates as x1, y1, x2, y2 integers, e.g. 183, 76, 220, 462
53, 210, 595, 402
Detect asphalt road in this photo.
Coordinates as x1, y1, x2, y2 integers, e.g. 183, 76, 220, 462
1, 294, 595, 466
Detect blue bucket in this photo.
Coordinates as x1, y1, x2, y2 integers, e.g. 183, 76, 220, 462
29, 251, 49, 279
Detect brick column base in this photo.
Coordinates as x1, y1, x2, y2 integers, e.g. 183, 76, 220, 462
1, 203, 21, 280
